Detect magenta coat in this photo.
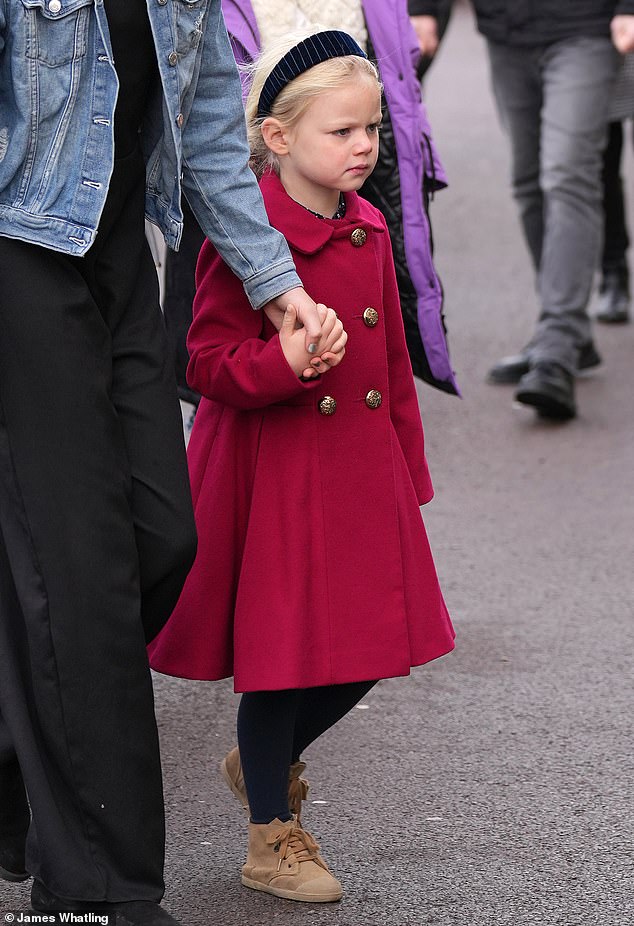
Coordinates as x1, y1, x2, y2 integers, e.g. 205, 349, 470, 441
148, 173, 455, 691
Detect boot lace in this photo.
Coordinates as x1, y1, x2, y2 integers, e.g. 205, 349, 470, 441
267, 820, 328, 872
288, 768, 309, 821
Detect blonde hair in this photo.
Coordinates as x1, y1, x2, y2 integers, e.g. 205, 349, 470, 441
245, 29, 381, 178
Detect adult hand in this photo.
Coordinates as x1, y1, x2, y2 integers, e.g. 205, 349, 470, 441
410, 15, 439, 58
611, 15, 634, 53
264, 287, 324, 350
263, 288, 346, 378
278, 304, 347, 377
310, 307, 348, 372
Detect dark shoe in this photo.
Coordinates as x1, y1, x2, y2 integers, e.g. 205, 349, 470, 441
0, 835, 29, 882
488, 341, 600, 385
31, 880, 181, 926
514, 362, 576, 420
595, 269, 631, 323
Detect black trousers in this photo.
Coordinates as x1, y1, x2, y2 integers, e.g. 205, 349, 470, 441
162, 198, 204, 405
601, 120, 630, 272
0, 148, 196, 902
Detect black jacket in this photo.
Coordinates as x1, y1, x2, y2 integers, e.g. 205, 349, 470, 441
408, 0, 634, 46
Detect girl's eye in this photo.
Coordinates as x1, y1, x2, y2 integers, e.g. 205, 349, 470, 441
368, 123, 381, 134
333, 128, 350, 137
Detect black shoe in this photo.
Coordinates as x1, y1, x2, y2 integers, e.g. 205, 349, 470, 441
31, 880, 181, 926
0, 835, 29, 882
487, 340, 601, 385
595, 269, 631, 323
514, 362, 576, 420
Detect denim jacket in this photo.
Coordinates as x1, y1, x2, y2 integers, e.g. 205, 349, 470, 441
0, 0, 300, 307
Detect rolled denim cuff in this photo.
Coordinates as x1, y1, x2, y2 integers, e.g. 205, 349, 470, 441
242, 260, 303, 310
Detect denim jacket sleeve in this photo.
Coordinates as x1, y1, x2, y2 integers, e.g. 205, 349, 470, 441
0, 2, 5, 55
180, 1, 301, 309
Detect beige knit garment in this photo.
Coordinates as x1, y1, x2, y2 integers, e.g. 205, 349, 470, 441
250, 0, 368, 52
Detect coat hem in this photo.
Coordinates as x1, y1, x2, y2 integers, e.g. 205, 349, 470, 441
149, 639, 455, 691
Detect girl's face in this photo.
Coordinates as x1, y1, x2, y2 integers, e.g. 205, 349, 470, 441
277, 76, 382, 217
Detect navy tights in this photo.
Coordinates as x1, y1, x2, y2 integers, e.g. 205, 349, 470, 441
237, 681, 377, 824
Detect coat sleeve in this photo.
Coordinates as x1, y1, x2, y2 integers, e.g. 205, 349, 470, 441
379, 217, 435, 505
186, 240, 320, 409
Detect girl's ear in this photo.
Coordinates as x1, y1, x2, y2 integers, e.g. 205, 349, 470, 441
261, 117, 290, 156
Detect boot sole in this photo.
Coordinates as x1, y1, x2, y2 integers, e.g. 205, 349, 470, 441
219, 758, 249, 812
514, 388, 576, 420
489, 356, 601, 385
241, 874, 342, 903
595, 313, 630, 324
0, 864, 30, 882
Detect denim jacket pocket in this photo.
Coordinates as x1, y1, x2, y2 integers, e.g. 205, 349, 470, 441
21, 0, 92, 67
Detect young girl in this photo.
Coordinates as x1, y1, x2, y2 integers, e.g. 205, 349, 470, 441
148, 29, 455, 904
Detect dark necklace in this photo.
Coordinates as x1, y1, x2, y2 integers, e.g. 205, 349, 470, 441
302, 192, 346, 220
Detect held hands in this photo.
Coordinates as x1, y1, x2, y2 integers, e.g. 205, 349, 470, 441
611, 15, 634, 53
264, 287, 347, 378
279, 304, 347, 379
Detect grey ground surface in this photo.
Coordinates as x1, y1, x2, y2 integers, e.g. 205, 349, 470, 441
3, 4, 633, 924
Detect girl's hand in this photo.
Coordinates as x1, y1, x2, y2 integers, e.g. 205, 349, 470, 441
264, 292, 329, 377
279, 303, 316, 377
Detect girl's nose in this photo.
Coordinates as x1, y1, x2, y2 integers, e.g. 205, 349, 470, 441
353, 131, 373, 154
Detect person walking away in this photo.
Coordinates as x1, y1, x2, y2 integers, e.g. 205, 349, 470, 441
410, 0, 634, 420
148, 28, 455, 904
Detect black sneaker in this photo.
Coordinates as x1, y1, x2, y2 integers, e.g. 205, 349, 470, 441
488, 341, 601, 385
595, 269, 631, 324
514, 362, 576, 420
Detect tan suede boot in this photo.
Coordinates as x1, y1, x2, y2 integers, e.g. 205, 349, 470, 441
241, 817, 343, 903
219, 747, 249, 811
220, 747, 309, 819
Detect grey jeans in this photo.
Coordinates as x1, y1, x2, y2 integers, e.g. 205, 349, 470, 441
487, 36, 620, 372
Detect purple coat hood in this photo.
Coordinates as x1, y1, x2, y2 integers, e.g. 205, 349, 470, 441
220, 0, 458, 393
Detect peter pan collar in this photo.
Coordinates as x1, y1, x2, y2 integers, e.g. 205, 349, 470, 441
259, 170, 385, 255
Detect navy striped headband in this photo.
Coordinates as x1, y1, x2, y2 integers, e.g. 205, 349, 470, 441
257, 30, 368, 118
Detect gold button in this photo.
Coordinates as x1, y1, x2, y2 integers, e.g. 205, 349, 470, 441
318, 396, 337, 416
48, 0, 61, 11
363, 307, 379, 327
365, 389, 382, 409
350, 228, 367, 247
168, 52, 178, 66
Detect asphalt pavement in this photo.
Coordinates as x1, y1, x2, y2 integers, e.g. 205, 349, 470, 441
2, 4, 633, 924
